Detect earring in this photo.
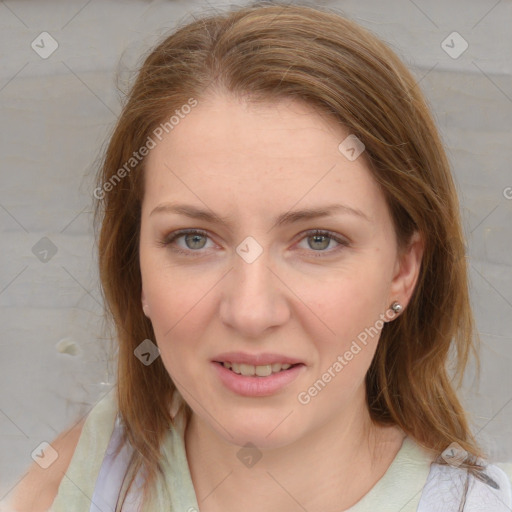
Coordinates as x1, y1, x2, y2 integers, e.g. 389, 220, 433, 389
390, 301, 403, 315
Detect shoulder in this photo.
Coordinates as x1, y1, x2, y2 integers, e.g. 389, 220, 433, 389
418, 461, 512, 512
496, 462, 512, 488
467, 462, 512, 511
9, 390, 118, 512
9, 416, 87, 512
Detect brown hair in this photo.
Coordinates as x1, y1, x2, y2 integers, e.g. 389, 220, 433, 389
94, 2, 484, 508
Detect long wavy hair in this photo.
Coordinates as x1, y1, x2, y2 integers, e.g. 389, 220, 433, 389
94, 2, 484, 509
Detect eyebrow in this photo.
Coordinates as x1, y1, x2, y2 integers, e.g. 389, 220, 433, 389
150, 202, 370, 230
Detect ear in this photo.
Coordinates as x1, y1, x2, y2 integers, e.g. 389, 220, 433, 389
141, 289, 151, 318
388, 230, 424, 311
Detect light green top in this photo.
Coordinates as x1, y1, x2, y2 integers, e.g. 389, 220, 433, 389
50, 389, 512, 512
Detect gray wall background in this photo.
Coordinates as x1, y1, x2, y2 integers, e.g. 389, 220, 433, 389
1, 0, 511, 503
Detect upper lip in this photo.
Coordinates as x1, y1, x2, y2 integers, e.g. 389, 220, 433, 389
213, 352, 304, 366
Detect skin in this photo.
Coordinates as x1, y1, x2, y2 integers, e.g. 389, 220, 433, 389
10, 418, 85, 511
139, 92, 424, 512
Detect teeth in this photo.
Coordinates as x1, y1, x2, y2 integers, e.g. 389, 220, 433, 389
222, 361, 293, 376
240, 363, 255, 376
255, 365, 272, 377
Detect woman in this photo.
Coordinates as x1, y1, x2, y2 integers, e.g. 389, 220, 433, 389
13, 2, 512, 511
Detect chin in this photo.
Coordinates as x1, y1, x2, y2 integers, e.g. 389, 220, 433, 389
211, 409, 304, 450
227, 430, 298, 451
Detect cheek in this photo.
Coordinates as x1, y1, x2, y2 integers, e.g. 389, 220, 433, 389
141, 261, 216, 370
148, 282, 203, 340
140, 241, 207, 329
147, 287, 205, 388
298, 283, 383, 405
301, 265, 389, 347
295, 265, 391, 400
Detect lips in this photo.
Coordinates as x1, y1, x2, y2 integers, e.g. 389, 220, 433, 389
212, 351, 304, 366
211, 351, 306, 396
212, 359, 306, 396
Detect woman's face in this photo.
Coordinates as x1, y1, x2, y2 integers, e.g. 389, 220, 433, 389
139, 93, 422, 448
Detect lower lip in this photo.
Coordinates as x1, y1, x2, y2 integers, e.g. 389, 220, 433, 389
212, 362, 305, 397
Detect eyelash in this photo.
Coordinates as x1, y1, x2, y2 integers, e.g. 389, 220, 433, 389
158, 228, 349, 258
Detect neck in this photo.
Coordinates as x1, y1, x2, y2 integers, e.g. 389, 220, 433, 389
184, 387, 405, 512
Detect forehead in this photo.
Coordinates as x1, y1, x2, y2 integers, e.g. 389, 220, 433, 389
148, 94, 350, 167
142, 93, 383, 221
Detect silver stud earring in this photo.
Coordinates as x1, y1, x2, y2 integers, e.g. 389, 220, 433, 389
390, 301, 403, 315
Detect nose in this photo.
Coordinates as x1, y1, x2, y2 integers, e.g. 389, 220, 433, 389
219, 246, 291, 339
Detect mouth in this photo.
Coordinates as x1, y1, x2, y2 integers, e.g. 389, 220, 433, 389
212, 358, 306, 397
213, 361, 304, 377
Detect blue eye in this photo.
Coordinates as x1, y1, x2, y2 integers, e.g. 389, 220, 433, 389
298, 229, 349, 256
159, 229, 211, 256
159, 228, 349, 258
